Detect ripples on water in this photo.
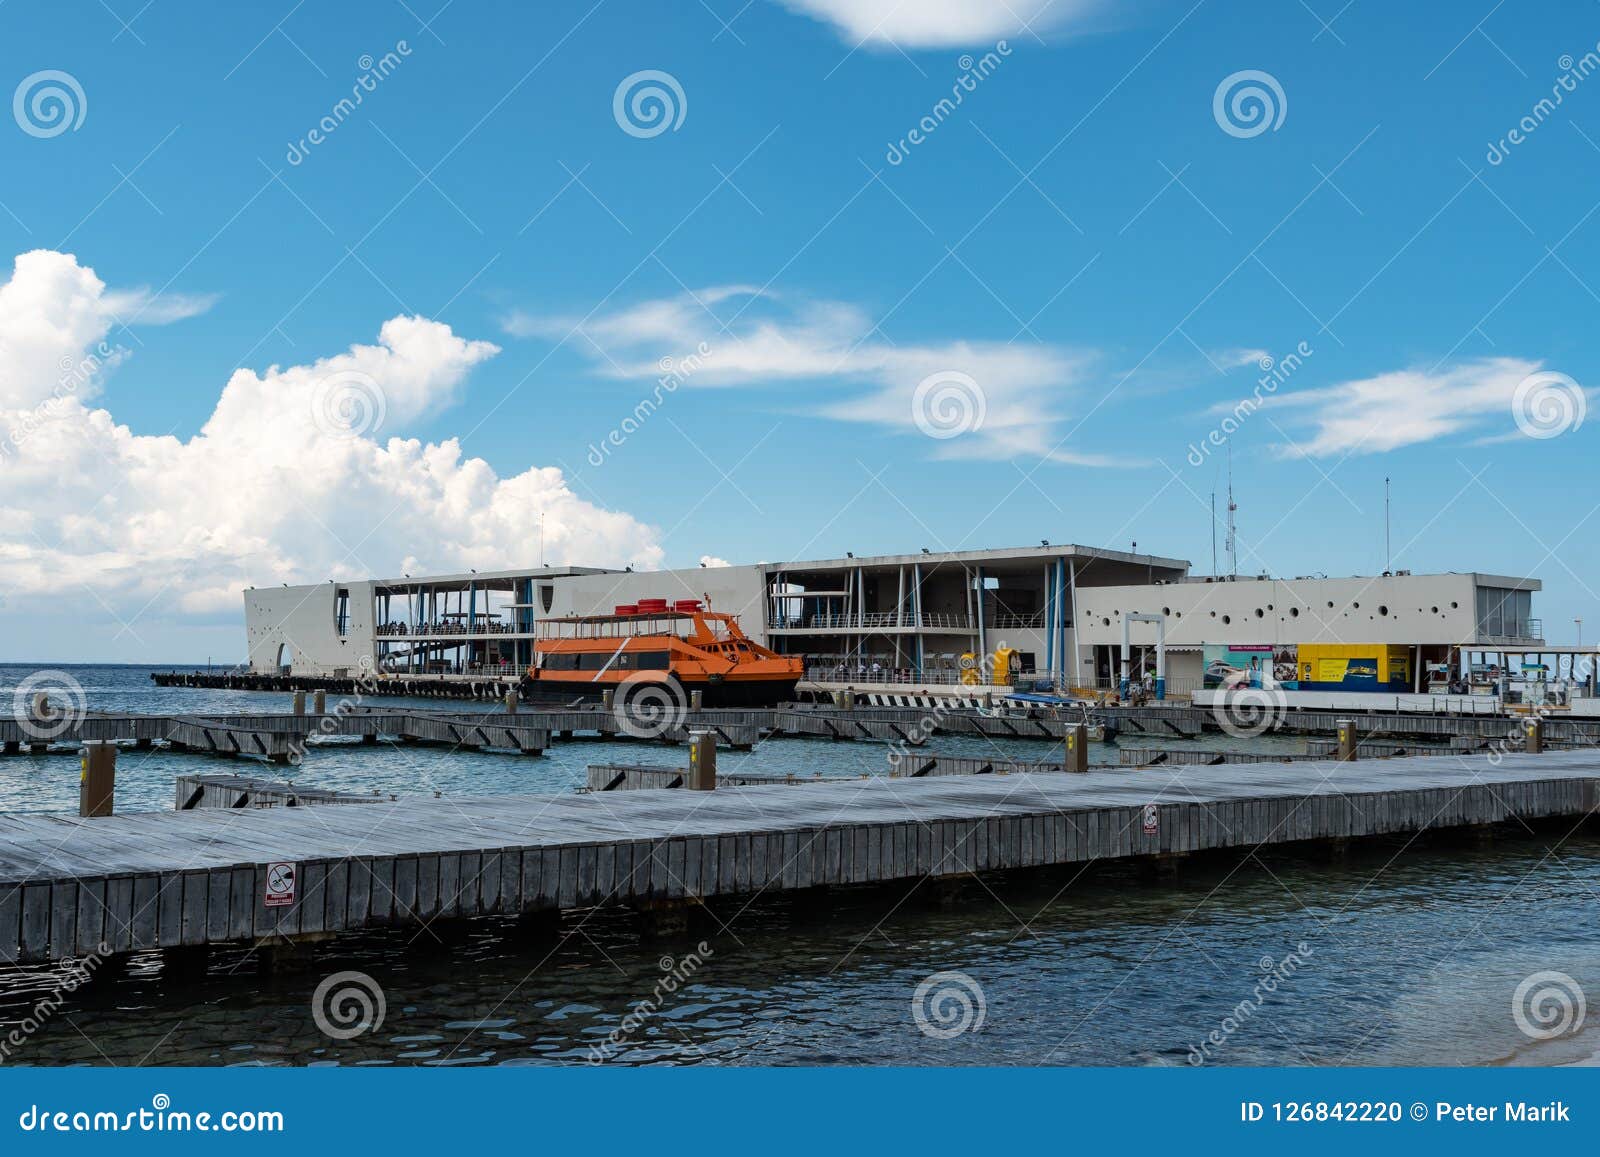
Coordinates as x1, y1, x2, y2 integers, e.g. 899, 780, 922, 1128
2, 666, 1597, 1067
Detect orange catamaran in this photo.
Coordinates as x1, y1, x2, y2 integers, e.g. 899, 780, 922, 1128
525, 598, 802, 707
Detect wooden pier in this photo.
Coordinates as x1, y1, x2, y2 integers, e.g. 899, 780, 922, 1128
585, 763, 840, 791
2, 749, 1597, 967
174, 774, 386, 810
0, 709, 555, 761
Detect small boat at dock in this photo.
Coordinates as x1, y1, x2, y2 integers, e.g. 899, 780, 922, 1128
525, 599, 802, 708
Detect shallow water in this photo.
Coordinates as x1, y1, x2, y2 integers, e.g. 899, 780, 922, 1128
2, 665, 1594, 1068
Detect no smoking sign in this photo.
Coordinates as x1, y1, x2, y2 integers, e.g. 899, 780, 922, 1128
264, 861, 297, 908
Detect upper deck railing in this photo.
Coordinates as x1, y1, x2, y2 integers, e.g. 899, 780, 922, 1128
771, 611, 1046, 632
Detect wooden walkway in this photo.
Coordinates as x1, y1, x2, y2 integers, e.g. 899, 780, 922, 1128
174, 774, 385, 810
2, 749, 1598, 966
585, 764, 840, 791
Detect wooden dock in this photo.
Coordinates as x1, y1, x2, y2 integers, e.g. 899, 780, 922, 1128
585, 763, 842, 791
2, 749, 1597, 967
174, 774, 386, 810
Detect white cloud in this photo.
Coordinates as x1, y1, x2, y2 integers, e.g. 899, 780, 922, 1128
0, 250, 663, 625
775, 0, 1103, 48
699, 554, 731, 568
508, 287, 1120, 465
1265, 357, 1552, 457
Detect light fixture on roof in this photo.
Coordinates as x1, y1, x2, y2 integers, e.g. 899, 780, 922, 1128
921, 547, 931, 554
846, 552, 853, 558
1041, 539, 1049, 547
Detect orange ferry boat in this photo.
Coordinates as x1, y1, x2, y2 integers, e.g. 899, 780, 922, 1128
525, 598, 802, 707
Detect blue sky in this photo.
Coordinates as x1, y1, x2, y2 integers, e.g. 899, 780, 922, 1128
1, 0, 1597, 660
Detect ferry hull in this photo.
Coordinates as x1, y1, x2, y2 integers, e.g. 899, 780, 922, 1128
521, 676, 798, 708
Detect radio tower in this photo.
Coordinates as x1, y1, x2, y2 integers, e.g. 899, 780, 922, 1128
1225, 445, 1238, 579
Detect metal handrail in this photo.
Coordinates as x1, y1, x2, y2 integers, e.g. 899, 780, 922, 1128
771, 612, 974, 631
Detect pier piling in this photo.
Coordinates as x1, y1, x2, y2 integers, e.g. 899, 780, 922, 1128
1337, 719, 1357, 761
78, 742, 116, 818
1525, 716, 1544, 754
1064, 722, 1089, 772
291, 691, 305, 716
687, 730, 717, 790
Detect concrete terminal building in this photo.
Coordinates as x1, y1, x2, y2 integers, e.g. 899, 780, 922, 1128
243, 544, 1546, 697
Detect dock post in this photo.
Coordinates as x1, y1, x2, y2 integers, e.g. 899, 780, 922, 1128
687, 729, 717, 790
291, 690, 305, 716
690, 689, 703, 711
79, 741, 116, 817
504, 690, 518, 714
1524, 716, 1544, 754
1337, 719, 1357, 761
312, 689, 326, 715
1064, 722, 1089, 772
601, 689, 614, 711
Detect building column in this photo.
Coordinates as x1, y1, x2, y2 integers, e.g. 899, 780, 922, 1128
975, 566, 987, 663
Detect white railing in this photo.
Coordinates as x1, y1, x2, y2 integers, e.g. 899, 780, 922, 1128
377, 623, 532, 637
804, 665, 1014, 686
772, 612, 974, 631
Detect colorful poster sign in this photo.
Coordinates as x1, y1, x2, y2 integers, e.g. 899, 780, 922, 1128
1203, 644, 1298, 690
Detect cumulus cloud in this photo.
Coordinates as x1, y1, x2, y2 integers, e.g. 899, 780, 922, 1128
775, 0, 1104, 48
0, 250, 663, 624
1265, 357, 1557, 457
699, 554, 731, 568
506, 286, 1119, 465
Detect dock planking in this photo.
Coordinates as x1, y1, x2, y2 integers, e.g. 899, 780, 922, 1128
2, 749, 1599, 966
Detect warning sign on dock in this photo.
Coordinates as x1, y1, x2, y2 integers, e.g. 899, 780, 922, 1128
265, 861, 297, 907
1142, 804, 1159, 836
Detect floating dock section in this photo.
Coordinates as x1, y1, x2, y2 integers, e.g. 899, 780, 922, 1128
2, 749, 1597, 966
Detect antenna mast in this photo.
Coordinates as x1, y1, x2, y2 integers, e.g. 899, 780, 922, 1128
1384, 477, 1391, 572
1210, 490, 1217, 575
1225, 446, 1238, 579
